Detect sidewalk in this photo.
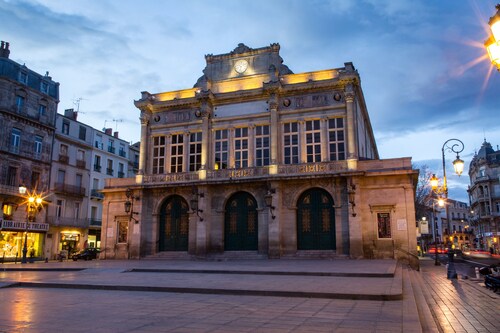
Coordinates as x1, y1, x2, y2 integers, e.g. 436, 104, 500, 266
413, 258, 500, 333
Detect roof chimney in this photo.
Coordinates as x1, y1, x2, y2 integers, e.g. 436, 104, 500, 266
64, 108, 77, 120
105, 128, 112, 135
113, 131, 119, 138
0, 41, 10, 58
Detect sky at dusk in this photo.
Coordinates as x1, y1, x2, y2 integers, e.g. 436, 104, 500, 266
1, 0, 499, 203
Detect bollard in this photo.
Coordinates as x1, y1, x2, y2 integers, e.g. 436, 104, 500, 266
475, 267, 480, 279
45, 257, 48, 263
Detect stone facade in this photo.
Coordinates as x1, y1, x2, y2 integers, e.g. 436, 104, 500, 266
102, 43, 419, 264
0, 41, 59, 260
468, 140, 500, 253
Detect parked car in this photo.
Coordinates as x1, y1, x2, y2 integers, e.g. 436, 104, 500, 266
72, 248, 99, 261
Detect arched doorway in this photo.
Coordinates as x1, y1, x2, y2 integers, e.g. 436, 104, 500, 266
224, 192, 258, 251
159, 195, 189, 251
297, 188, 336, 250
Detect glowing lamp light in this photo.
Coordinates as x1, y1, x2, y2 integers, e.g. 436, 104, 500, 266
486, 4, 500, 70
438, 198, 445, 207
489, 4, 500, 41
430, 174, 439, 190
452, 156, 464, 176
485, 36, 500, 68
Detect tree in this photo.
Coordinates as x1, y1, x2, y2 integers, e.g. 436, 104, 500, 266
413, 164, 433, 220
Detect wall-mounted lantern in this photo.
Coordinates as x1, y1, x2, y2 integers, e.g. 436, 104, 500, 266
347, 181, 356, 217
124, 188, 140, 223
191, 186, 204, 221
264, 188, 276, 220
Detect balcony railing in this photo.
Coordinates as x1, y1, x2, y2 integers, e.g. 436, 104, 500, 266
76, 159, 86, 169
106, 168, 114, 176
93, 164, 101, 172
59, 154, 69, 164
47, 217, 89, 228
54, 182, 85, 196
108, 146, 115, 154
89, 218, 102, 227
119, 150, 126, 157
90, 189, 104, 200
140, 161, 350, 186
118, 171, 125, 178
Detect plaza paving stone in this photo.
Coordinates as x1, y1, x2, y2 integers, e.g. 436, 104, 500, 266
0, 257, 498, 332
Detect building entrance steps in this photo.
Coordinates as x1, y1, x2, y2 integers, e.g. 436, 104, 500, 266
1, 259, 403, 301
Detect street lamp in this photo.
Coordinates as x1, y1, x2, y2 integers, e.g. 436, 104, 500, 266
485, 4, 500, 71
429, 138, 464, 279
18, 185, 43, 264
432, 199, 445, 266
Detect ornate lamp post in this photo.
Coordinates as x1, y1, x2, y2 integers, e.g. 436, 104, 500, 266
485, 4, 500, 70
429, 139, 464, 279
432, 198, 445, 266
18, 185, 43, 264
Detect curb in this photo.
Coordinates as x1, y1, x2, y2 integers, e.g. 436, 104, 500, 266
9, 281, 403, 301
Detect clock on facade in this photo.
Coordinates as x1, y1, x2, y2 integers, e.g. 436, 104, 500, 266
234, 59, 248, 74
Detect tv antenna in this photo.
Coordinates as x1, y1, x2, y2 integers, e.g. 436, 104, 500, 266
73, 97, 88, 113
103, 119, 123, 131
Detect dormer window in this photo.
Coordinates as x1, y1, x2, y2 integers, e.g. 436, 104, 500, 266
19, 71, 28, 84
40, 81, 49, 94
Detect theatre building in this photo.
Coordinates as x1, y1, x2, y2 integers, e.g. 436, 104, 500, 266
102, 43, 418, 263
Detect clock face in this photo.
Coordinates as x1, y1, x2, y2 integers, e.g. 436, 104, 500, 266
234, 59, 248, 74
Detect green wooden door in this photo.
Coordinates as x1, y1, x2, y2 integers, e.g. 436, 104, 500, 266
297, 188, 335, 250
159, 195, 189, 251
224, 192, 258, 251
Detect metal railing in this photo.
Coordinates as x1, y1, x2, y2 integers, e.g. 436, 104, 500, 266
54, 183, 85, 196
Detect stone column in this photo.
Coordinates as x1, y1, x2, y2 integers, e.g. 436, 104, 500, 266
320, 116, 328, 161
248, 124, 255, 167
299, 120, 306, 163
183, 132, 189, 173
345, 85, 358, 170
137, 108, 151, 183
269, 99, 279, 164
267, 184, 281, 258
200, 105, 211, 170
347, 178, 363, 258
228, 127, 235, 168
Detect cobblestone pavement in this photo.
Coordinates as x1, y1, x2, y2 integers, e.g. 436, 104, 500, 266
0, 259, 415, 333
0, 287, 408, 333
0, 259, 498, 332
417, 259, 500, 333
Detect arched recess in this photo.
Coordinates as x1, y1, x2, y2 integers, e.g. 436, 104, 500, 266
224, 191, 258, 251
297, 188, 336, 250
158, 195, 189, 251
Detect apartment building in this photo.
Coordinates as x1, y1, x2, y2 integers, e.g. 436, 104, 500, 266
45, 108, 132, 259
0, 41, 59, 260
468, 140, 500, 253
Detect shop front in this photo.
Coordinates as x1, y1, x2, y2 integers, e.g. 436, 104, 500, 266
0, 219, 49, 261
